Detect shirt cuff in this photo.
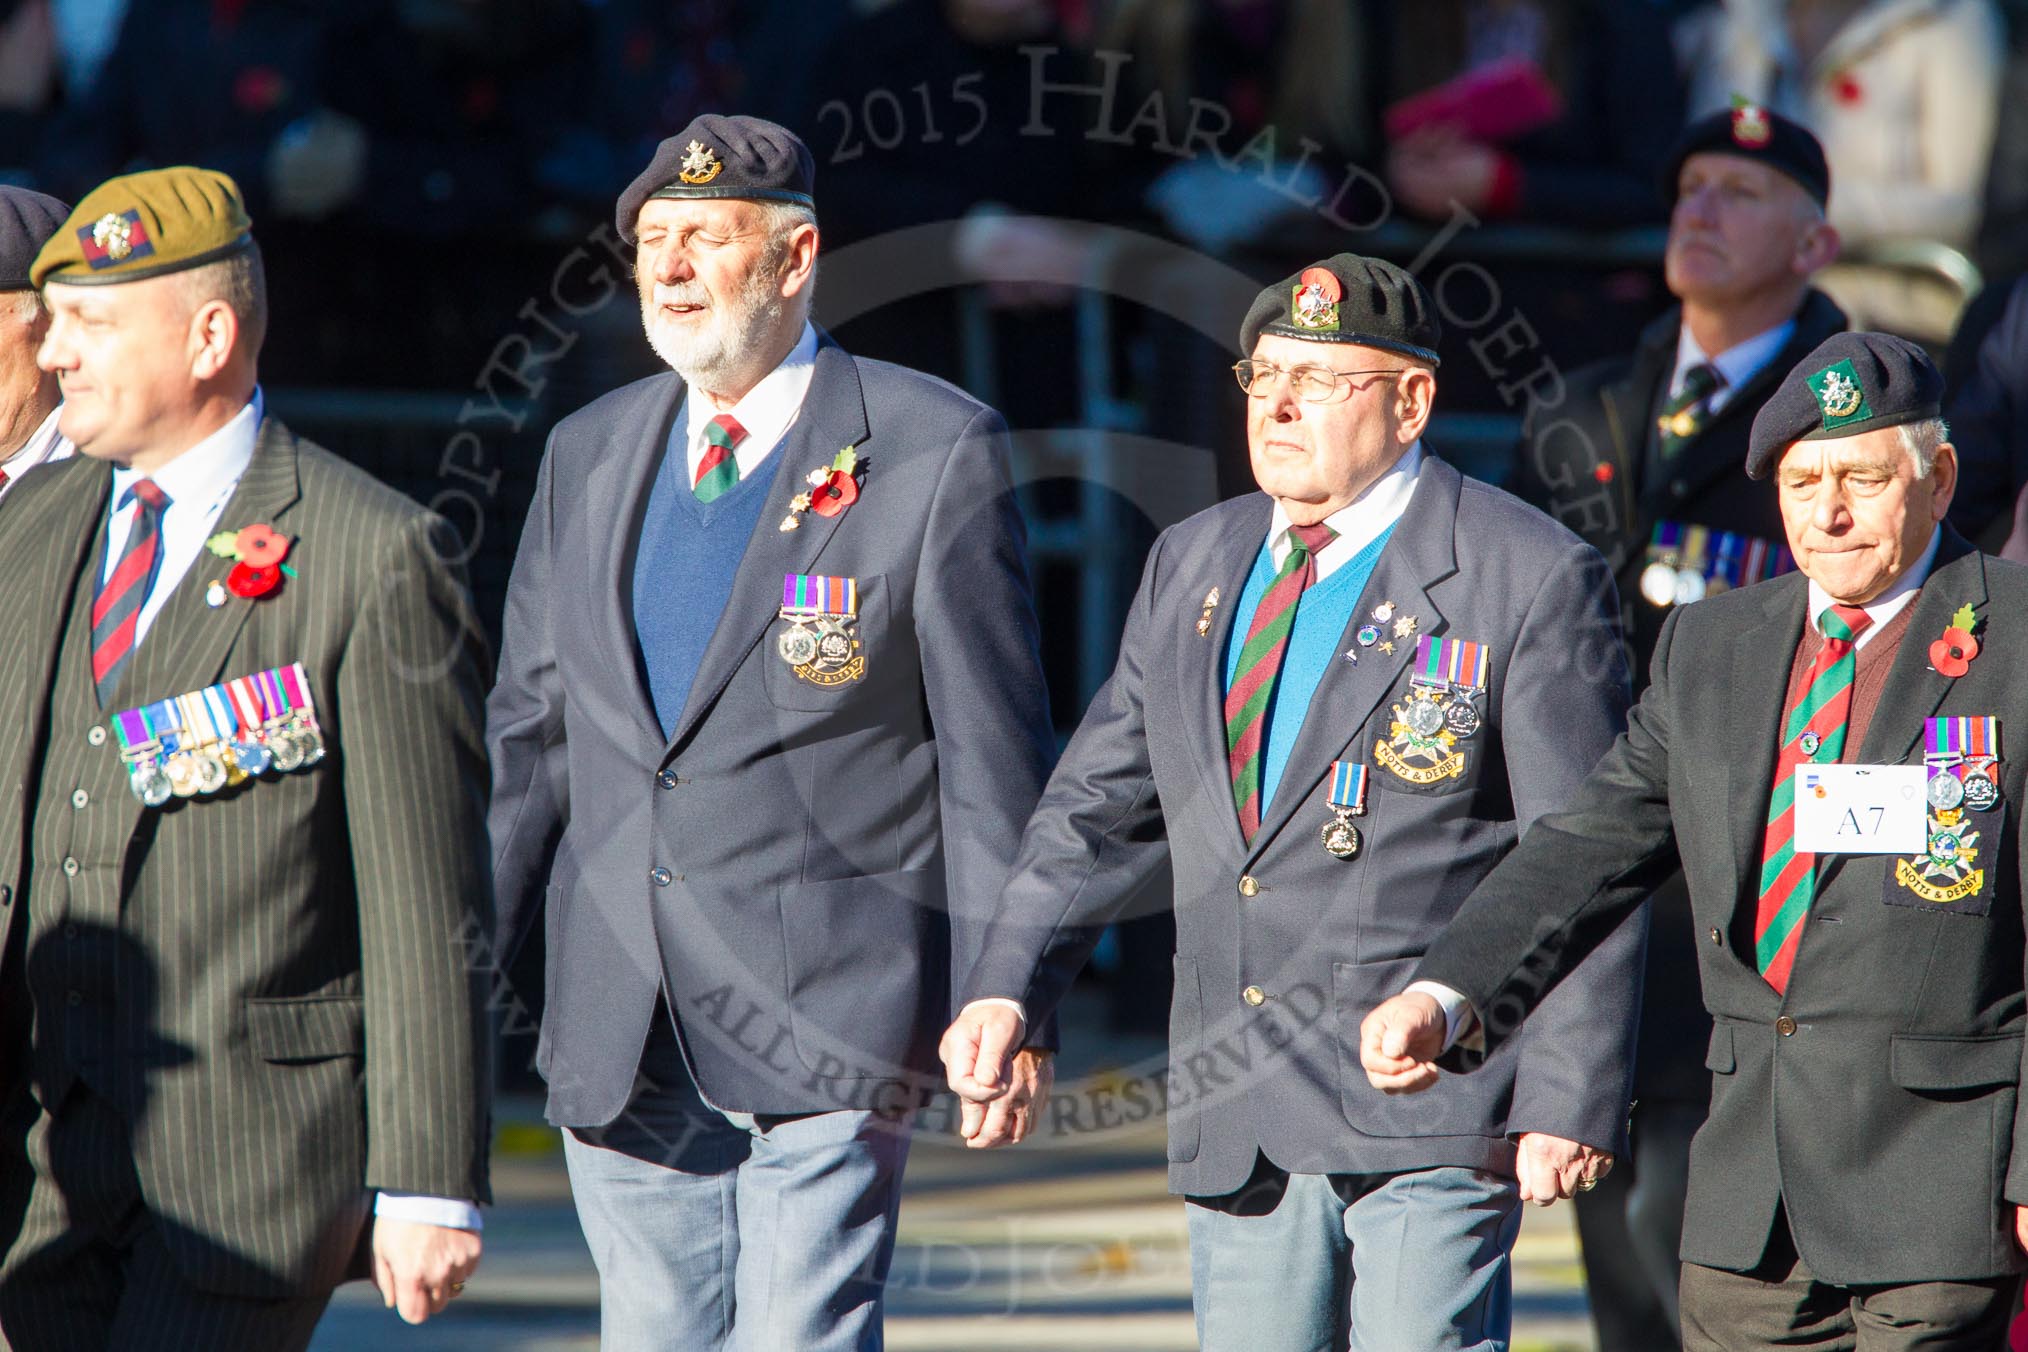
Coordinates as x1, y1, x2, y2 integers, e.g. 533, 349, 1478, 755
963, 997, 1029, 1035
375, 1192, 484, 1232
1405, 981, 1477, 1051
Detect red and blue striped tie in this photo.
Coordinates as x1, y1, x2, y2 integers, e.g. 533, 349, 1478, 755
91, 478, 171, 705
1224, 521, 1336, 841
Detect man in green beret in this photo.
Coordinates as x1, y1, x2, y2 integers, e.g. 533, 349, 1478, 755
0, 166, 493, 1348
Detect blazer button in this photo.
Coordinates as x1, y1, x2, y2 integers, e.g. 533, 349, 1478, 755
0, 884, 10, 906
71, 789, 89, 810
86, 725, 107, 747
656, 770, 679, 790
649, 866, 673, 887
1238, 876, 1260, 898
1709, 927, 1722, 945
1775, 1015, 1797, 1036
61, 857, 79, 877
1242, 985, 1266, 1007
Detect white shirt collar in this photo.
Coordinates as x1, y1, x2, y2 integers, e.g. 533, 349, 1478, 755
1267, 441, 1423, 582
683, 322, 820, 482
1805, 525, 1941, 651
111, 388, 264, 518
0, 402, 70, 498
1672, 318, 1796, 416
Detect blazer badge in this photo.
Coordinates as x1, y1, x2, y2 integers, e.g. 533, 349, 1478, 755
778, 573, 865, 687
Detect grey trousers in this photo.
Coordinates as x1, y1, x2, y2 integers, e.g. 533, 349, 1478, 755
0, 1082, 333, 1352
562, 1009, 911, 1352
1186, 1156, 1524, 1352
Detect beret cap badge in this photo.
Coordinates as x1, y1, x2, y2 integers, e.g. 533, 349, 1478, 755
1731, 97, 1772, 148
1291, 267, 1342, 333
677, 140, 724, 186
1808, 360, 1869, 426
80, 209, 153, 270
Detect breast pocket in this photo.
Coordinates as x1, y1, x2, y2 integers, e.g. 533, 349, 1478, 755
762, 573, 892, 712
1368, 681, 1488, 799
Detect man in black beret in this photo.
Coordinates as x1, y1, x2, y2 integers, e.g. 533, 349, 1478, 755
946, 253, 1644, 1350
1505, 103, 1844, 1350
486, 113, 1055, 1348
1368, 330, 2028, 1350
0, 185, 70, 509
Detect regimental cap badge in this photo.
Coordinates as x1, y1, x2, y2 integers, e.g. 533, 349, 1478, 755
1730, 96, 1772, 149
1290, 266, 1342, 332
1807, 358, 1870, 427
678, 140, 724, 186
81, 208, 153, 269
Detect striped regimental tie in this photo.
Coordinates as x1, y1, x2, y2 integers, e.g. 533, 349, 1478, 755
1657, 361, 1722, 461
1753, 603, 1873, 993
693, 413, 747, 504
91, 478, 172, 706
1224, 520, 1337, 842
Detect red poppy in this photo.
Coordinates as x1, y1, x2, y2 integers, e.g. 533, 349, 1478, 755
1929, 626, 1978, 678
226, 561, 282, 599
235, 523, 290, 568
1831, 72, 1863, 105
1592, 462, 1614, 484
809, 470, 859, 518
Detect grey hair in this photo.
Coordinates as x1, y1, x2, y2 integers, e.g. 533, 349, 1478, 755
177, 239, 269, 358
757, 201, 818, 310
1898, 417, 1948, 476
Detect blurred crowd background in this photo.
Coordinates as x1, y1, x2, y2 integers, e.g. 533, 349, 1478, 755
14, 0, 2026, 1052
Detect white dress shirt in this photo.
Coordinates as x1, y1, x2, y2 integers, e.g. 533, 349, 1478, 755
968, 443, 1428, 1035
0, 403, 73, 503
681, 322, 819, 484
1417, 525, 1947, 1052
1669, 319, 1796, 417
103, 389, 482, 1231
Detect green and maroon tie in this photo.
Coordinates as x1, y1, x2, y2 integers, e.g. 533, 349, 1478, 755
693, 413, 746, 503
1224, 521, 1336, 841
1753, 603, 1872, 992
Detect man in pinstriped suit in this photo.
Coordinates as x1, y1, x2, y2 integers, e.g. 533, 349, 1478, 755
0, 169, 492, 1348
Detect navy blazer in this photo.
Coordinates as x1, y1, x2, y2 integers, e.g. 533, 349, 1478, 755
488, 334, 1053, 1124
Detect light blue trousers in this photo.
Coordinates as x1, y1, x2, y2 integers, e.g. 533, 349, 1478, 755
1188, 1161, 1524, 1352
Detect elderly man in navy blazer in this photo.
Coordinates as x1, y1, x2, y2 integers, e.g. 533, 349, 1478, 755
942, 255, 1646, 1351
486, 115, 1054, 1349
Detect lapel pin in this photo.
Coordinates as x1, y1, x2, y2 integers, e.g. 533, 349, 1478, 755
1196, 587, 1220, 637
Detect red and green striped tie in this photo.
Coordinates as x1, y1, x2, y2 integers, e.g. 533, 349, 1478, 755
1225, 521, 1336, 841
693, 413, 746, 503
1753, 603, 1873, 993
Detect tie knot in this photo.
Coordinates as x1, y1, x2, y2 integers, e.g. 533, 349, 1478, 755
705, 414, 747, 451
1681, 363, 1722, 401
1819, 603, 1872, 644
125, 479, 169, 514
1289, 521, 1336, 556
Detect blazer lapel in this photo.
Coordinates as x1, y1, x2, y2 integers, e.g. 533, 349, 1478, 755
1247, 458, 1461, 859
1177, 496, 1273, 857
121, 419, 302, 705
1725, 575, 1809, 888
663, 340, 870, 755
1854, 531, 1984, 767
594, 373, 685, 740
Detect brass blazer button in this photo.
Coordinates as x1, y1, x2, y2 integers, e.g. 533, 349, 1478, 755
649, 866, 673, 887
1709, 928, 1721, 944
1238, 876, 1260, 898
1775, 1016, 1797, 1036
1242, 985, 1266, 1006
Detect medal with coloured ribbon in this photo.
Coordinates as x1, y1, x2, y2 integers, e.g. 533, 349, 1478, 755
1377, 635, 1492, 785
112, 661, 327, 807
778, 573, 865, 686
1899, 716, 2002, 906
1321, 760, 1369, 859
1640, 521, 1794, 609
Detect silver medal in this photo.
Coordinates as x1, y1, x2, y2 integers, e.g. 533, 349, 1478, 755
1639, 561, 1677, 607
1321, 813, 1361, 860
1962, 773, 2000, 812
1404, 694, 1445, 740
1443, 699, 1481, 739
1672, 568, 1707, 606
778, 623, 819, 667
1927, 773, 1965, 811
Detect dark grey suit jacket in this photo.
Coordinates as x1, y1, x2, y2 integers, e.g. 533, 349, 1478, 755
1417, 531, 2028, 1284
0, 421, 494, 1298
487, 335, 1053, 1125
964, 455, 1646, 1196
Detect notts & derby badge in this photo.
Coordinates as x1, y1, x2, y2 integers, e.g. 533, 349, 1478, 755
778, 573, 865, 687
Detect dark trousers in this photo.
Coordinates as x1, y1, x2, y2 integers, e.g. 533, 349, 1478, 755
1679, 1214, 2017, 1352
0, 1081, 333, 1352
1576, 1097, 1704, 1351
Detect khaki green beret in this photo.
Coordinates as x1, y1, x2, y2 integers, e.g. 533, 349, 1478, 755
33, 166, 253, 290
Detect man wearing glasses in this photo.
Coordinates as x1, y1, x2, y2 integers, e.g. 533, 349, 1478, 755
941, 254, 1645, 1350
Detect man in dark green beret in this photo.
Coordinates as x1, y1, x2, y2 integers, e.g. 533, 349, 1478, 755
1368, 331, 2028, 1349
946, 253, 1644, 1350
0, 165, 493, 1348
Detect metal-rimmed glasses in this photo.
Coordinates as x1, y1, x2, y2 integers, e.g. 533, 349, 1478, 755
1232, 359, 1408, 402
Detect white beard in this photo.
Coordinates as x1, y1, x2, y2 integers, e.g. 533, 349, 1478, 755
642, 264, 787, 390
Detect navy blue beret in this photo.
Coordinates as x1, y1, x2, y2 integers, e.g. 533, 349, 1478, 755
1746, 332, 1944, 479
616, 114, 815, 244
1240, 253, 1441, 366
0, 186, 70, 290
1663, 101, 1829, 210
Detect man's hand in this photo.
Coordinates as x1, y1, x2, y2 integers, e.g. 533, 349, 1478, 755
959, 1048, 1055, 1148
941, 1002, 1025, 1106
1515, 1132, 1614, 1207
2015, 1204, 2028, 1253
1359, 992, 1448, 1093
372, 1218, 481, 1325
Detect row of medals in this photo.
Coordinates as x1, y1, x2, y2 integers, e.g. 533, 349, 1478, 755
1321, 682, 1481, 861
1927, 761, 1999, 815
1639, 555, 1723, 608
129, 717, 326, 808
